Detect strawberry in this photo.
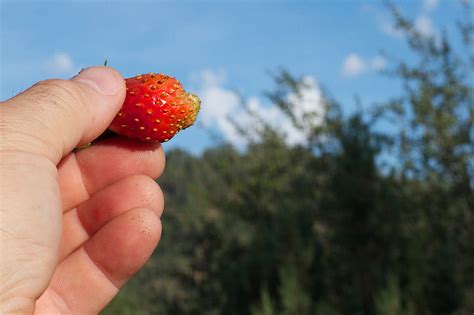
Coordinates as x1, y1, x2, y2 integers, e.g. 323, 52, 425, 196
109, 73, 200, 142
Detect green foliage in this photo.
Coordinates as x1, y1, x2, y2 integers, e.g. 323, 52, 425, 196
374, 275, 414, 315
251, 288, 276, 315
104, 3, 473, 314
278, 261, 312, 315
102, 287, 146, 315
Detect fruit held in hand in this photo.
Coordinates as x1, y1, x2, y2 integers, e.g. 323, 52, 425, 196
109, 73, 200, 142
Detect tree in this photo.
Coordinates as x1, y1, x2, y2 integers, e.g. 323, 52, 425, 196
104, 3, 473, 314
381, 2, 474, 313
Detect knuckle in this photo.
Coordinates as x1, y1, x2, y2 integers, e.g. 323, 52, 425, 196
130, 175, 164, 213
0, 78, 89, 160
0, 102, 52, 154
31, 79, 87, 114
139, 174, 159, 187
133, 175, 161, 195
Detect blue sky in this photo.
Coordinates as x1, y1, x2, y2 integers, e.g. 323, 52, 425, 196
0, 0, 468, 154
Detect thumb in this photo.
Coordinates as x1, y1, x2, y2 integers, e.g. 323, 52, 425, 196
1, 66, 126, 163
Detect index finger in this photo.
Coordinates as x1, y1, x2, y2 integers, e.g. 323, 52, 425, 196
58, 136, 166, 211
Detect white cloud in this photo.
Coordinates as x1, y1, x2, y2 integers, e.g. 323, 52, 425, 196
192, 70, 325, 147
192, 70, 243, 146
342, 53, 366, 77
366, 2, 438, 40
370, 55, 387, 71
380, 22, 404, 39
423, 0, 438, 12
414, 15, 437, 38
45, 52, 75, 75
286, 76, 325, 137
341, 54, 386, 77
363, 5, 404, 39
194, 69, 227, 88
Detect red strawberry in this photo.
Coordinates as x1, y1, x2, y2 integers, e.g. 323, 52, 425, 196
109, 73, 200, 142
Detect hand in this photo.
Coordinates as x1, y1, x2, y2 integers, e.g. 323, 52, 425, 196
0, 67, 165, 314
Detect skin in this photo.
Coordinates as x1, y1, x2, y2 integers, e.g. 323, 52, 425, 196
0, 67, 165, 314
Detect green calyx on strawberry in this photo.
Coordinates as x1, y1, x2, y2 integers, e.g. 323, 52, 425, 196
109, 73, 201, 143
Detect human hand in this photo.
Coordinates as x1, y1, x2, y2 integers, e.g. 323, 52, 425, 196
0, 67, 165, 314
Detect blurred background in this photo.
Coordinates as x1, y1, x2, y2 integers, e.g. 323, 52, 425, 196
1, 0, 473, 314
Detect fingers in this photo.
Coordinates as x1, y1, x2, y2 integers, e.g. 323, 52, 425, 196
59, 175, 164, 260
0, 151, 60, 314
58, 136, 165, 211
1, 67, 126, 163
35, 208, 161, 315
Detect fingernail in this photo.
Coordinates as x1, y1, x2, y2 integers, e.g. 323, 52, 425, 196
71, 67, 119, 96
